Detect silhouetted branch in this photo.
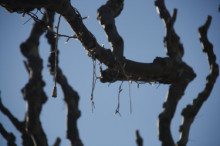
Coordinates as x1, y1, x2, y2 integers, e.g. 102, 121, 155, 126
20, 9, 48, 146
155, 0, 196, 146
0, 74, 34, 146
1, 0, 193, 85
0, 123, 16, 146
0, 97, 24, 132
177, 16, 219, 146
97, 0, 124, 57
56, 1, 191, 85
155, 0, 183, 62
135, 130, 143, 146
46, 10, 83, 146
53, 137, 61, 146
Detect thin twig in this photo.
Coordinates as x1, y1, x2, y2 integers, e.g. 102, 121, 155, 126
52, 15, 61, 98
90, 59, 97, 111
128, 81, 132, 114
115, 81, 123, 116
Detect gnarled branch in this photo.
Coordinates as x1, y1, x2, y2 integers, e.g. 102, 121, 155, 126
177, 16, 219, 146
20, 9, 48, 146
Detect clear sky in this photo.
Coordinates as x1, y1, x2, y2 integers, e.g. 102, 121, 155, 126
0, 0, 220, 146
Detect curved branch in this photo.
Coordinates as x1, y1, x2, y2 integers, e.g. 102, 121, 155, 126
158, 74, 194, 146
177, 16, 219, 146
97, 0, 124, 57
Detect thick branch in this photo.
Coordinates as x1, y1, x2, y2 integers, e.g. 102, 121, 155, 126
177, 16, 219, 146
1, 0, 194, 84
20, 10, 48, 146
155, 1, 196, 145
0, 123, 16, 146
56, 2, 191, 85
97, 0, 124, 57
155, 0, 184, 62
46, 12, 83, 146
158, 78, 192, 146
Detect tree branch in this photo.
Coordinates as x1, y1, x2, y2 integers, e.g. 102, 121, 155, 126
0, 123, 16, 146
155, 0, 184, 62
97, 0, 124, 57
0, 97, 24, 132
46, 11, 83, 146
53, 137, 61, 146
155, 0, 196, 146
177, 16, 219, 146
1, 0, 193, 85
135, 130, 143, 146
56, 1, 192, 85
0, 95, 35, 146
20, 9, 48, 146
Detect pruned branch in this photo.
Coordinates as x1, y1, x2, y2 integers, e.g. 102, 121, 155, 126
177, 16, 219, 146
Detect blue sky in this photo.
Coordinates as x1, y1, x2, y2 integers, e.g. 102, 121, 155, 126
0, 0, 220, 146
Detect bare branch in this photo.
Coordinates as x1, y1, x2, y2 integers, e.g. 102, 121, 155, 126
135, 130, 143, 146
115, 81, 123, 116
56, 2, 191, 85
0, 123, 16, 146
177, 16, 219, 146
97, 0, 124, 57
155, 0, 184, 62
0, 89, 34, 146
20, 9, 49, 146
51, 14, 61, 98
53, 137, 61, 146
46, 11, 83, 146
0, 97, 24, 132
155, 1, 196, 146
